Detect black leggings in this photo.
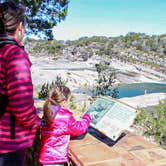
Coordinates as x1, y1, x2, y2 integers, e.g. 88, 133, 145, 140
0, 149, 27, 166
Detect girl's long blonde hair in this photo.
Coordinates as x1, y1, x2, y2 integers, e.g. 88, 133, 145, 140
43, 85, 71, 125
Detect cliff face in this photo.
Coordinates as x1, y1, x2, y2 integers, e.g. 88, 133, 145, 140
25, 33, 166, 73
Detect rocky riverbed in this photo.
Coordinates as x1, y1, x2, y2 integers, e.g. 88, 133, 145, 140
30, 56, 166, 86
30, 55, 166, 109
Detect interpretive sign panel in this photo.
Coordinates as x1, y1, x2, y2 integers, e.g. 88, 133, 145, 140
86, 97, 137, 141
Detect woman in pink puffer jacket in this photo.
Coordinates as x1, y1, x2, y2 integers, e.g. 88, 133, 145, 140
39, 85, 91, 166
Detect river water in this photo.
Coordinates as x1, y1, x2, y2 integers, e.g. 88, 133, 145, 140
113, 82, 166, 98
73, 82, 166, 98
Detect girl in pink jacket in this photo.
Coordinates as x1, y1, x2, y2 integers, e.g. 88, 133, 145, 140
39, 85, 92, 166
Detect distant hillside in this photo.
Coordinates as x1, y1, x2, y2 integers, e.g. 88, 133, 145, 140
24, 32, 166, 73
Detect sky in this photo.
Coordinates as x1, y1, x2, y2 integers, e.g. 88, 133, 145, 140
53, 0, 166, 40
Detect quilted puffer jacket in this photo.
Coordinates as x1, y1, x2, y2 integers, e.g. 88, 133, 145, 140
39, 105, 91, 165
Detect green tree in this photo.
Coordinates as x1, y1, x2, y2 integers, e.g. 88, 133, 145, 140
11, 0, 69, 39
93, 61, 118, 98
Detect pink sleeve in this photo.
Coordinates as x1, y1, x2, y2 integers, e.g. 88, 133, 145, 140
67, 113, 92, 136
6, 46, 41, 128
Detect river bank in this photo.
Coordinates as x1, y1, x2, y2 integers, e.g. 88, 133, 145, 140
30, 55, 166, 109
120, 93, 166, 108
30, 56, 166, 87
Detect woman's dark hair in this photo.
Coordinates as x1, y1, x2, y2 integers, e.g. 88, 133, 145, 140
0, 1, 25, 34
43, 86, 71, 125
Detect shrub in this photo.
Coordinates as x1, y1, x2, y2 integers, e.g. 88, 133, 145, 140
38, 76, 67, 99
69, 95, 77, 110
135, 99, 166, 149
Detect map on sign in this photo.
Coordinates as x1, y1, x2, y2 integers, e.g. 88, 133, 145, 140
86, 97, 137, 141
